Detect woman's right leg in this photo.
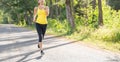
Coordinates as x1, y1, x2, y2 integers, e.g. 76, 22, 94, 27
36, 23, 43, 50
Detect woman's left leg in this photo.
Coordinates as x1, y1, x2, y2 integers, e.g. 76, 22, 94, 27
41, 24, 47, 38
39, 24, 47, 52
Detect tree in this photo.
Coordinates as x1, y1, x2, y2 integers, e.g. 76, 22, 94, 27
107, 0, 120, 11
91, 0, 96, 9
98, 0, 103, 26
0, 0, 37, 25
65, 0, 75, 30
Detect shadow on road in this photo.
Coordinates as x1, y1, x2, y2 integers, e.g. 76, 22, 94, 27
0, 25, 30, 34
0, 33, 70, 53
0, 39, 37, 52
0, 31, 78, 62
107, 56, 120, 62
0, 34, 37, 41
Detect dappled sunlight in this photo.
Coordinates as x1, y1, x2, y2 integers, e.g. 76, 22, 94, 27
0, 24, 79, 62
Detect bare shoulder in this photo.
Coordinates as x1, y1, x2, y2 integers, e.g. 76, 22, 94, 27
45, 6, 49, 9
34, 7, 38, 10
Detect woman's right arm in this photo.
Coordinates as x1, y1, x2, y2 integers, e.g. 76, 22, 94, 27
33, 7, 37, 22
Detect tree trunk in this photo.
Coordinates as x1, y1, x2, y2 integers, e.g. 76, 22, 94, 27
55, 0, 59, 19
98, 0, 103, 26
50, 0, 53, 18
59, 6, 61, 20
84, 0, 88, 26
65, 0, 75, 30
92, 0, 96, 9
91, 0, 96, 23
71, 0, 74, 16
28, 10, 33, 25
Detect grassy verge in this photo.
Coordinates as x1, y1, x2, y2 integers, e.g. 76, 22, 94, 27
46, 26, 120, 53
46, 19, 120, 53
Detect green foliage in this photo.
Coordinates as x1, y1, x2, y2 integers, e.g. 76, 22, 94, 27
17, 20, 27, 27
47, 18, 70, 33
53, 0, 65, 6
91, 3, 120, 42
107, 0, 120, 11
91, 27, 120, 42
46, 0, 120, 52
2, 17, 8, 24
0, 0, 37, 24
69, 26, 93, 40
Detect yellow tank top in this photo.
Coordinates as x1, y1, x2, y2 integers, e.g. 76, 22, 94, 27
36, 8, 48, 24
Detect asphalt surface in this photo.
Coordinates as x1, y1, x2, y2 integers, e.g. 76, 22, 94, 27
0, 24, 120, 62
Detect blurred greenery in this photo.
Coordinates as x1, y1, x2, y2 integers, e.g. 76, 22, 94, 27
107, 0, 120, 11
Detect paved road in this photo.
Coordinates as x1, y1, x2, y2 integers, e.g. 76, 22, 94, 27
0, 24, 120, 62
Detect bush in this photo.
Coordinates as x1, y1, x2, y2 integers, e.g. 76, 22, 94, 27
47, 18, 70, 34
91, 27, 120, 42
107, 0, 120, 11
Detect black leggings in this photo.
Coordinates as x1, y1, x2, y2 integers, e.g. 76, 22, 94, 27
36, 23, 47, 42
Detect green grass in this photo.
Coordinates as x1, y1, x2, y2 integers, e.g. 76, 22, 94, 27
84, 38, 120, 52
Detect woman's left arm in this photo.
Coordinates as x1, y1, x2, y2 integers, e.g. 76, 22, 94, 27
45, 6, 49, 16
